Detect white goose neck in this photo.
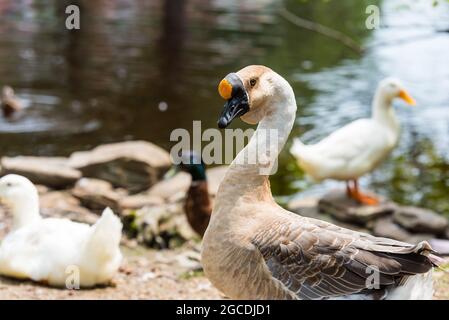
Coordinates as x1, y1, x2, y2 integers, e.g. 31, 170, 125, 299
11, 191, 41, 230
372, 90, 399, 132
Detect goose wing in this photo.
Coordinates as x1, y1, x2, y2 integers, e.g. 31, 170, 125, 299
252, 217, 433, 300
310, 120, 389, 166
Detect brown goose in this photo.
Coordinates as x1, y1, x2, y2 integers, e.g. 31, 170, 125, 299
201, 65, 438, 300
1, 86, 22, 118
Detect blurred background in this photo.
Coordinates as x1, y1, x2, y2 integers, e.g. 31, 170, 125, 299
0, 0, 448, 215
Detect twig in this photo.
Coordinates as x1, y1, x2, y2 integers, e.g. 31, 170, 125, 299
278, 5, 364, 54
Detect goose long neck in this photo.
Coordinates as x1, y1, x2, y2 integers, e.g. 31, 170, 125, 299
220, 80, 297, 200
10, 192, 41, 230
372, 90, 399, 132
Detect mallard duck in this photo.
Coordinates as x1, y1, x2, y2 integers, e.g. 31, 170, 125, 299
1, 86, 22, 118
0, 174, 123, 287
167, 151, 211, 237
202, 65, 438, 300
290, 78, 416, 205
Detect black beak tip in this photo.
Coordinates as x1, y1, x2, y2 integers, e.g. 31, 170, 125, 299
218, 118, 228, 129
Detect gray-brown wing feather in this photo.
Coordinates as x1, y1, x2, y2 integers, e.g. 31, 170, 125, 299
252, 217, 433, 300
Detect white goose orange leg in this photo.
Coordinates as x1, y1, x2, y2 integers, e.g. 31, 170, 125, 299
346, 179, 379, 206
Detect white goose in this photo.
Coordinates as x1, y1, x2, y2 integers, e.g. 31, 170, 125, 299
0, 174, 123, 287
202, 65, 437, 300
290, 78, 416, 205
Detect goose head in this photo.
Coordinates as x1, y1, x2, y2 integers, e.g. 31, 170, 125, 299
0, 174, 38, 208
217, 65, 289, 128
377, 78, 416, 106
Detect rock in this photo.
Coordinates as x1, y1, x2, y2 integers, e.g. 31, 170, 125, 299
127, 203, 197, 249
287, 196, 370, 233
393, 206, 448, 235
318, 190, 395, 225
0, 156, 81, 188
36, 184, 50, 194
148, 172, 190, 201
168, 191, 187, 204
39, 191, 98, 225
119, 194, 164, 211
406, 234, 434, 244
288, 197, 332, 221
428, 239, 449, 255
159, 213, 198, 246
371, 217, 411, 242
69, 141, 171, 193
71, 178, 122, 212
147, 165, 228, 202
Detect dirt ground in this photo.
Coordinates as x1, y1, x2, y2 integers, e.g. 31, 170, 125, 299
0, 239, 448, 300
0, 241, 224, 300
0, 208, 448, 300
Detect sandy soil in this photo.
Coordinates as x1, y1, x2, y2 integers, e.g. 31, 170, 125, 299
0, 240, 448, 300
433, 267, 449, 300
0, 209, 448, 300
0, 241, 224, 300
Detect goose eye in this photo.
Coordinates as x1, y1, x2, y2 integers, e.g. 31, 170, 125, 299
6, 183, 12, 187
250, 79, 257, 87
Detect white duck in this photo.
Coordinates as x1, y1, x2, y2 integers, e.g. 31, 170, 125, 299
0, 174, 123, 287
290, 78, 416, 205
202, 66, 437, 300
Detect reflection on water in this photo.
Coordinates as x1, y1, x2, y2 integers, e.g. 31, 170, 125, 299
0, 0, 447, 215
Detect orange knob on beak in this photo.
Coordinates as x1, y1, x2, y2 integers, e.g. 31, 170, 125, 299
218, 78, 233, 100
217, 73, 250, 129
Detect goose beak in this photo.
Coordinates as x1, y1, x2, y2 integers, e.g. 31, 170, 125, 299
217, 73, 250, 129
399, 89, 416, 106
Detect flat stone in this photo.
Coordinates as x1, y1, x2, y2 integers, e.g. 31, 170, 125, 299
393, 206, 448, 235
36, 184, 50, 194
159, 214, 198, 246
288, 197, 331, 221
147, 172, 190, 201
287, 196, 370, 233
39, 191, 98, 225
125, 202, 199, 248
147, 165, 228, 202
69, 141, 171, 193
371, 217, 411, 242
0, 156, 81, 188
428, 239, 449, 255
71, 178, 121, 212
318, 190, 395, 225
406, 234, 435, 245
119, 194, 164, 211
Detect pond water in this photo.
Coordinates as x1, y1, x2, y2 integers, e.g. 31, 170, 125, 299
0, 0, 448, 215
